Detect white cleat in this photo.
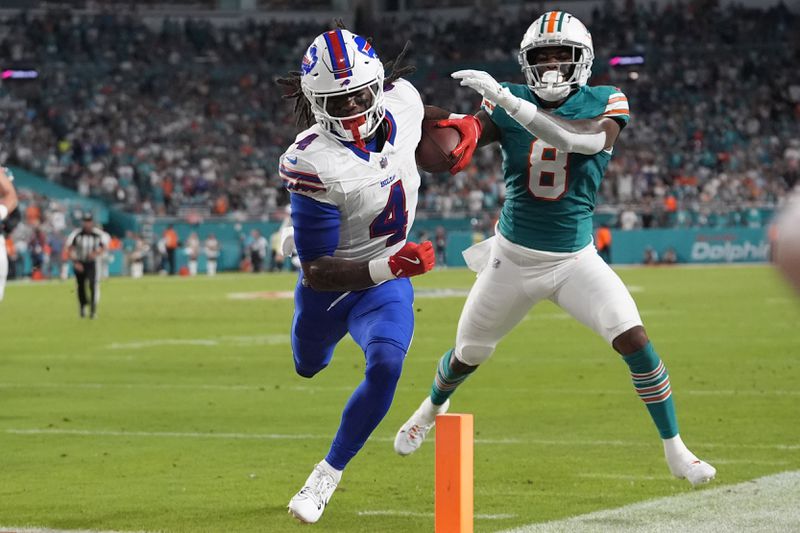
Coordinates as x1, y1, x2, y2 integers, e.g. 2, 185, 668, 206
670, 458, 717, 487
287, 462, 339, 524
394, 397, 449, 456
663, 434, 716, 487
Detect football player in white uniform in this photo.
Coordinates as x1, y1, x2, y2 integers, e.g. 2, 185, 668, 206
0, 166, 19, 301
275, 28, 441, 524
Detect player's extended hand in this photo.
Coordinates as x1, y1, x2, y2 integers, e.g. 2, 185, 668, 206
451, 70, 519, 113
436, 115, 483, 175
388, 241, 435, 278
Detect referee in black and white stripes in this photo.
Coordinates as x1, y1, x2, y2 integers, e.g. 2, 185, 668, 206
65, 213, 106, 318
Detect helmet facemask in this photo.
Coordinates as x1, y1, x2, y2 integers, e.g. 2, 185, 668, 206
303, 75, 385, 147
520, 43, 592, 102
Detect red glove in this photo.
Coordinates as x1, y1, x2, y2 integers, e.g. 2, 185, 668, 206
369, 241, 436, 283
436, 114, 483, 175
389, 240, 436, 277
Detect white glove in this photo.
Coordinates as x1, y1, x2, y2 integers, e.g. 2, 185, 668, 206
280, 225, 296, 257
451, 70, 522, 114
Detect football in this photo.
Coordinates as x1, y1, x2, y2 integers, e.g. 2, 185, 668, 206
415, 119, 462, 173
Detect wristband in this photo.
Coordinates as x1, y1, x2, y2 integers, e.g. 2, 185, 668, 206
368, 257, 396, 284
0, 204, 7, 221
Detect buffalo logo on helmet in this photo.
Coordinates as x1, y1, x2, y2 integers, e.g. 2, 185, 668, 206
301, 44, 319, 75
353, 35, 378, 59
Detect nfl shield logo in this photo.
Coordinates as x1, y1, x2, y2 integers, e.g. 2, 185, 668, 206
380, 156, 388, 169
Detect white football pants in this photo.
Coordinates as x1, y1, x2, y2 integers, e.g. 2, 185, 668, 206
455, 231, 643, 366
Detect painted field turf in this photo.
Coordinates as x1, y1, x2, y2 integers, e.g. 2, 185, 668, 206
0, 265, 798, 532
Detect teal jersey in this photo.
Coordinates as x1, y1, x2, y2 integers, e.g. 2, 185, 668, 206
482, 83, 630, 252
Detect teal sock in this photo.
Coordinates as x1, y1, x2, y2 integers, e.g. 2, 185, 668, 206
429, 348, 475, 406
622, 342, 679, 439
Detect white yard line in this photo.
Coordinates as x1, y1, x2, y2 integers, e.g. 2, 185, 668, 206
0, 528, 154, 533
497, 470, 800, 533
2, 382, 798, 398
107, 334, 289, 349
576, 473, 663, 481
4, 428, 326, 441
5, 428, 800, 451
357, 510, 515, 520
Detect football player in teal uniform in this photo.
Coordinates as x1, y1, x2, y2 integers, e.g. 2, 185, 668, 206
395, 11, 716, 487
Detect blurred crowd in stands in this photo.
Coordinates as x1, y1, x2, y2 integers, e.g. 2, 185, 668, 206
0, 1, 797, 232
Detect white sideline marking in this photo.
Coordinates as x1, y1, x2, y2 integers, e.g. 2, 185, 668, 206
498, 470, 800, 533
5, 428, 800, 451
357, 510, 515, 520
0, 526, 155, 533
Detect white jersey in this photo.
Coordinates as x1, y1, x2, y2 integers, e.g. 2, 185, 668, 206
279, 78, 424, 262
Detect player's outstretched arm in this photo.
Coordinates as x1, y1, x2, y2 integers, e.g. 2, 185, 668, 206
302, 241, 435, 292
423, 105, 499, 174
452, 70, 620, 155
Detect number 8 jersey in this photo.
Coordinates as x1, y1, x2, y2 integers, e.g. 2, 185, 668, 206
279, 78, 423, 265
482, 82, 630, 253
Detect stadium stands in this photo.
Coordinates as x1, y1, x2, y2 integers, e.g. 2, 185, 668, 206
0, 2, 797, 273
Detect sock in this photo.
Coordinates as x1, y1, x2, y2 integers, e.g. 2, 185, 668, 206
622, 341, 679, 439
319, 459, 343, 484
430, 348, 476, 406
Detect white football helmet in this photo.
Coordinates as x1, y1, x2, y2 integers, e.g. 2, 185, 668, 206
300, 29, 385, 144
519, 11, 594, 102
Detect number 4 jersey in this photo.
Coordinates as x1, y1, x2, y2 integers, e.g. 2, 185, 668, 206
482, 83, 630, 253
279, 78, 423, 264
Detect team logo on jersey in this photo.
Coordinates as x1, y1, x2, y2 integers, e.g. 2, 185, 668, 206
380, 156, 388, 168
353, 35, 377, 59
301, 45, 319, 75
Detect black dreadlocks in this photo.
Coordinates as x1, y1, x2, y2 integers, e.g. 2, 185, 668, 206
275, 20, 416, 130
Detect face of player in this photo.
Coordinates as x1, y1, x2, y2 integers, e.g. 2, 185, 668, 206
528, 46, 575, 78
325, 86, 374, 118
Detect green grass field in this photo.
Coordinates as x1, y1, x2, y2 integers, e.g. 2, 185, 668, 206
1, 265, 799, 532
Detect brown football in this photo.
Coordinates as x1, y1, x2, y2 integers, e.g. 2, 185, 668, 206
415, 119, 461, 173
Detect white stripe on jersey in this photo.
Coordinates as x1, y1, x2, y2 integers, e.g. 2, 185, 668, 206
604, 101, 630, 113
